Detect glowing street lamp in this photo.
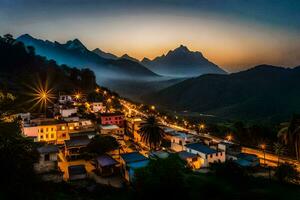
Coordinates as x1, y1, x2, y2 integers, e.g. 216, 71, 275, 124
151, 105, 155, 110
226, 134, 233, 141
260, 143, 266, 166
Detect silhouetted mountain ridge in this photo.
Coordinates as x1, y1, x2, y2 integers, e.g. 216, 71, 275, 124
144, 65, 300, 122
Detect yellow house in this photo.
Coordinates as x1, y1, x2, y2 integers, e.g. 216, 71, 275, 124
37, 124, 57, 143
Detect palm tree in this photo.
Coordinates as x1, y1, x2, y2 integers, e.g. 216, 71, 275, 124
278, 114, 300, 161
273, 142, 286, 165
139, 115, 165, 150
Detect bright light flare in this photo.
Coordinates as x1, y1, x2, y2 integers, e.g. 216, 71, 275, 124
26, 78, 55, 112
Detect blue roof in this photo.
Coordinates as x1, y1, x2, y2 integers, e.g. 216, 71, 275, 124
120, 152, 148, 163
185, 143, 217, 155
178, 151, 198, 160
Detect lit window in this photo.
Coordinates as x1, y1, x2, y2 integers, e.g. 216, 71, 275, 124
46, 134, 48, 138
61, 126, 65, 130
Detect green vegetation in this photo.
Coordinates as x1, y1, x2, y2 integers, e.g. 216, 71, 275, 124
0, 120, 40, 199
0, 34, 98, 112
84, 135, 120, 158
274, 163, 299, 183
278, 114, 300, 160
139, 115, 165, 150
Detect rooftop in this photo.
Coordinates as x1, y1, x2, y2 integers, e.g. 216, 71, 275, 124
65, 136, 90, 147
185, 143, 218, 155
68, 165, 86, 176
37, 145, 59, 154
178, 151, 198, 160
100, 124, 120, 130
96, 154, 118, 167
120, 152, 148, 163
101, 112, 124, 117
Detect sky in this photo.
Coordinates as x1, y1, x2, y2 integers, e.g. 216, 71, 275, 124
0, 0, 300, 72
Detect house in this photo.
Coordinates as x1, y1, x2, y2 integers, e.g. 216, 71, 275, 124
170, 132, 195, 152
185, 143, 225, 168
68, 165, 87, 181
120, 152, 149, 182
90, 102, 106, 113
178, 151, 203, 169
59, 95, 73, 104
149, 151, 169, 159
59, 107, 77, 118
95, 154, 119, 176
100, 124, 124, 136
234, 153, 260, 168
101, 112, 125, 127
217, 141, 242, 160
126, 117, 143, 142
34, 145, 59, 173
64, 136, 90, 160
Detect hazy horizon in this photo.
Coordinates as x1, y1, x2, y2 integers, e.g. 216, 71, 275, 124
1, 0, 300, 72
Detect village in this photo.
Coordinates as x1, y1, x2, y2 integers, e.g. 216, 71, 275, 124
17, 87, 270, 187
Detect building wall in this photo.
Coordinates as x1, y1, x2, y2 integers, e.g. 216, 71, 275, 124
23, 126, 39, 137
101, 127, 124, 135
101, 115, 124, 127
60, 108, 77, 117
38, 125, 57, 142
186, 148, 226, 168
34, 152, 58, 173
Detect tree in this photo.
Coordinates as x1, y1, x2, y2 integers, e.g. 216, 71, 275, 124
85, 135, 119, 158
0, 120, 40, 198
278, 114, 300, 160
273, 142, 286, 165
139, 115, 165, 150
134, 154, 186, 199
274, 163, 299, 183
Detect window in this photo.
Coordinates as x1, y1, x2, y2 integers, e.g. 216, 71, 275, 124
51, 134, 54, 138
40, 135, 44, 139
192, 157, 198, 162
210, 154, 213, 158
62, 133, 66, 137
61, 126, 65, 130
51, 128, 54, 131
220, 152, 222, 156
46, 134, 48, 139
44, 154, 50, 161
46, 128, 48, 132
40, 128, 43, 133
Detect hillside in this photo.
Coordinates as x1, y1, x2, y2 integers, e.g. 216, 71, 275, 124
142, 45, 226, 78
143, 65, 300, 122
0, 34, 98, 110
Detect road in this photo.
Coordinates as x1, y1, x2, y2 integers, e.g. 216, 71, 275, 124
120, 99, 300, 170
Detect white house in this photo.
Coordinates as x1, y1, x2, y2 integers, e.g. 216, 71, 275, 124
59, 95, 73, 104
34, 145, 59, 173
170, 132, 195, 152
185, 143, 225, 168
59, 107, 77, 117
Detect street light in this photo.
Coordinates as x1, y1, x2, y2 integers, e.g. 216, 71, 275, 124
260, 143, 266, 166
226, 134, 233, 141
151, 105, 155, 110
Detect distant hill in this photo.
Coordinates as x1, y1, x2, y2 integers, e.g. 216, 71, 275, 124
92, 48, 118, 60
141, 45, 226, 78
144, 65, 300, 122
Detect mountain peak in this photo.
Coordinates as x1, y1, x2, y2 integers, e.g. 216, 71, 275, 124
17, 34, 34, 40
121, 54, 140, 63
176, 44, 189, 52
92, 48, 118, 60
64, 38, 87, 51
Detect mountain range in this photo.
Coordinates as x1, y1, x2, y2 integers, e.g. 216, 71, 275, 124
141, 45, 226, 78
17, 34, 226, 99
143, 65, 300, 123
